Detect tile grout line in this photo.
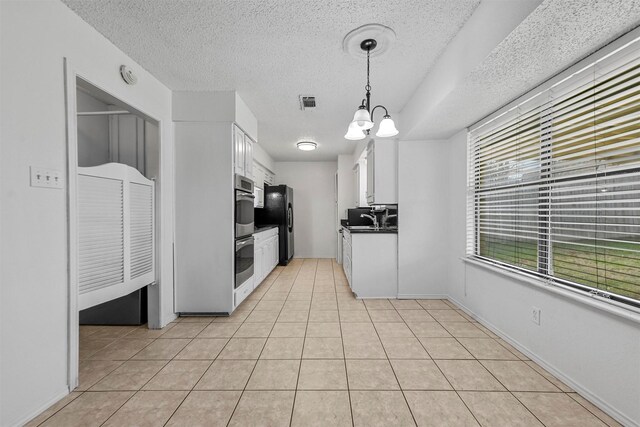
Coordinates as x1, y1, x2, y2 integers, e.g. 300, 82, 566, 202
224, 263, 290, 427
168, 263, 285, 426
363, 300, 418, 427
288, 258, 318, 427
390, 301, 484, 427
332, 260, 355, 427
91, 325, 186, 426
59, 262, 590, 427
434, 300, 549, 427
159, 353, 218, 426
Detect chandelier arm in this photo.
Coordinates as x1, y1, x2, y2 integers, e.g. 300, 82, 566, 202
370, 105, 389, 121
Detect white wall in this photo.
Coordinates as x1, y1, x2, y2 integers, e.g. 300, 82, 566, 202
445, 130, 640, 426
0, 1, 175, 425
274, 162, 337, 259
76, 90, 110, 166
172, 90, 258, 141
397, 140, 449, 298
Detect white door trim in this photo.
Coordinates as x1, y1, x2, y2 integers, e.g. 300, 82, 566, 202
64, 58, 80, 390
64, 58, 164, 391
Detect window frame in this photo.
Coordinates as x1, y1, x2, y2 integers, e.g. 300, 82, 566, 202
467, 31, 640, 312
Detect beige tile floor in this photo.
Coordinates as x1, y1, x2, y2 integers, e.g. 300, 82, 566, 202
28, 258, 622, 427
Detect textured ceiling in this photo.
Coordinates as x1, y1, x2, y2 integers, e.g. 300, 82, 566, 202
60, 0, 640, 160
61, 0, 481, 160
409, 0, 640, 139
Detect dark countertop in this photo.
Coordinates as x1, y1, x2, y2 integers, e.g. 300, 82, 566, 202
254, 225, 278, 233
342, 225, 398, 234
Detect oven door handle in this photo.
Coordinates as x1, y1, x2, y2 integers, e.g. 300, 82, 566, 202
237, 192, 255, 200
236, 236, 254, 248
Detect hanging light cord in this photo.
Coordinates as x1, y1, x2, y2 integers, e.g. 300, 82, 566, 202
364, 48, 372, 113
366, 48, 371, 92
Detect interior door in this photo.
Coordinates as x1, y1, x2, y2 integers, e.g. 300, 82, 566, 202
77, 163, 155, 310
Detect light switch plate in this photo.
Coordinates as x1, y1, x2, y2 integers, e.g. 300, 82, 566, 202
30, 167, 64, 189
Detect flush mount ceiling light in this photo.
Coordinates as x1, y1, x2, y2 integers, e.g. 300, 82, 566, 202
343, 29, 399, 141
297, 141, 317, 151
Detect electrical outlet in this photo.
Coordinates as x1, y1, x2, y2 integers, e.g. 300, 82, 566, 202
531, 307, 541, 325
30, 167, 64, 189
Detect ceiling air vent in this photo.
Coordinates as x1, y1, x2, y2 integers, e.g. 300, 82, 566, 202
299, 95, 316, 110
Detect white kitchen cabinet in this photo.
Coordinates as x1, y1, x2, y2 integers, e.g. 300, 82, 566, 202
234, 125, 245, 176
342, 230, 352, 287
254, 227, 279, 288
233, 124, 254, 179
366, 139, 398, 205
245, 135, 254, 179
174, 92, 259, 315
342, 227, 397, 298
264, 169, 275, 186
234, 278, 253, 308
252, 161, 275, 208
253, 162, 264, 186
354, 159, 367, 207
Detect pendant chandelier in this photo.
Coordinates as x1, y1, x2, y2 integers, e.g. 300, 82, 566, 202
345, 38, 399, 140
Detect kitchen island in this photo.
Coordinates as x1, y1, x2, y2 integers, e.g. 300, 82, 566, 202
342, 225, 398, 298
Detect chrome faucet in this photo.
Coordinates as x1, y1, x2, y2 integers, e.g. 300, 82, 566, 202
381, 208, 397, 228
383, 213, 397, 227
360, 213, 378, 229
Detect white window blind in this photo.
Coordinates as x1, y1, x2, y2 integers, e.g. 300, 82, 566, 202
468, 36, 640, 309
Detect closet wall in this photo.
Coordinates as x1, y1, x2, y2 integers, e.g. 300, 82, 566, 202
77, 90, 110, 166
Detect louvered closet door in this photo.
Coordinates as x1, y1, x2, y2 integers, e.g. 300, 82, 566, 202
78, 176, 125, 297
77, 163, 155, 310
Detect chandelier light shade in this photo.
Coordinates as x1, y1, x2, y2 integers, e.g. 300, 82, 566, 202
345, 121, 366, 140
296, 141, 317, 151
376, 115, 399, 138
352, 106, 374, 129
344, 37, 399, 140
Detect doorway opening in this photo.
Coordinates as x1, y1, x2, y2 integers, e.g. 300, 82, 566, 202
65, 62, 163, 389
75, 79, 159, 326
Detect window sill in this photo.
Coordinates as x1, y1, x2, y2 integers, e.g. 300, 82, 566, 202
460, 256, 640, 325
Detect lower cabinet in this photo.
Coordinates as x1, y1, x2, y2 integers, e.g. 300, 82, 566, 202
342, 227, 397, 298
254, 228, 279, 288
342, 230, 352, 287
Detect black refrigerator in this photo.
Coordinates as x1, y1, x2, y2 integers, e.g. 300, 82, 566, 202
256, 185, 294, 265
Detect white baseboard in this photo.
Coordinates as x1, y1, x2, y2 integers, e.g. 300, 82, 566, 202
448, 295, 638, 427
13, 386, 70, 427
160, 312, 178, 328
397, 294, 449, 299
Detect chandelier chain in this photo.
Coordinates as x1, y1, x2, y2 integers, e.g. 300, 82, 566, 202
365, 48, 371, 92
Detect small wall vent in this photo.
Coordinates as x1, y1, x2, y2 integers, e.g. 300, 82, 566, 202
299, 96, 316, 110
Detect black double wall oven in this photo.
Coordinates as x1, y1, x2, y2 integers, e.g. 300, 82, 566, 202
235, 175, 254, 289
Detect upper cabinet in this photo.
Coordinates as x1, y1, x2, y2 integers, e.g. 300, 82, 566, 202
244, 134, 253, 178
353, 159, 367, 207
252, 160, 275, 208
233, 124, 254, 179
365, 139, 398, 205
